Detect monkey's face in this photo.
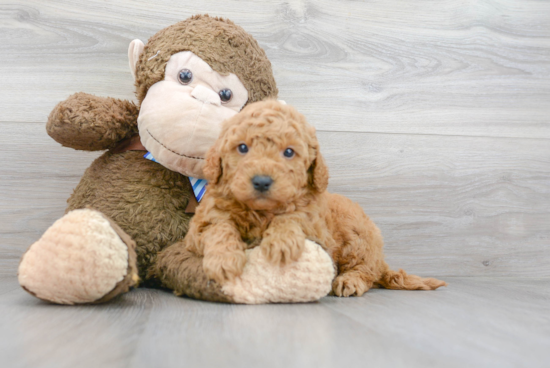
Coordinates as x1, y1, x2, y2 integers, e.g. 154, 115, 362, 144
138, 51, 248, 178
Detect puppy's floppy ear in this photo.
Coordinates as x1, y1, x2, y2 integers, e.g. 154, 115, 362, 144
308, 149, 329, 193
203, 145, 223, 184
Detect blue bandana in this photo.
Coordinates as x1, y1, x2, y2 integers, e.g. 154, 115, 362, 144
144, 152, 207, 202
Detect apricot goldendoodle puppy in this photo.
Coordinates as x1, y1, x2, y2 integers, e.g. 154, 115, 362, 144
184, 100, 445, 297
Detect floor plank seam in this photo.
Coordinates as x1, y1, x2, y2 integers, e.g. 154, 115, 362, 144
315, 129, 550, 141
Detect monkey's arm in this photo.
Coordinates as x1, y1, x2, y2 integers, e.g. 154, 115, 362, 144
46, 92, 139, 151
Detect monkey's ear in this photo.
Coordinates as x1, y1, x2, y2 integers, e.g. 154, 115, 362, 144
128, 39, 145, 80
308, 150, 329, 193
203, 145, 223, 185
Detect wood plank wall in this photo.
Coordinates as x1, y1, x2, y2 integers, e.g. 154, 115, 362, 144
1, 0, 549, 277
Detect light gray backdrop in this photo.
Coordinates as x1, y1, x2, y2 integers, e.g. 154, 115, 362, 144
1, 0, 549, 278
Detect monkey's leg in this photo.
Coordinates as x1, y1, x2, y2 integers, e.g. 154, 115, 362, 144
18, 209, 139, 305
152, 239, 335, 304
151, 240, 234, 303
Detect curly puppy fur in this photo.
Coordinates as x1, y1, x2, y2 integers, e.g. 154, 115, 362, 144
178, 100, 446, 297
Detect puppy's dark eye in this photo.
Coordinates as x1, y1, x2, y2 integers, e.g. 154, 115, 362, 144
283, 148, 295, 158
219, 89, 232, 102
237, 144, 248, 154
178, 69, 193, 85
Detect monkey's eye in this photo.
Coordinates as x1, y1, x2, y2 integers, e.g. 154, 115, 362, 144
178, 69, 193, 85
219, 89, 232, 103
283, 148, 295, 158
237, 143, 248, 154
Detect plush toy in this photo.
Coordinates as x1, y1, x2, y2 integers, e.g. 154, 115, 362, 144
17, 15, 334, 305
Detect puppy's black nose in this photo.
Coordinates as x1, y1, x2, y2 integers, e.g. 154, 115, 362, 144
252, 175, 273, 193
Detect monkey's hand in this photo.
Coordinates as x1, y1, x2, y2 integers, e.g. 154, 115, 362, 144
47, 92, 139, 151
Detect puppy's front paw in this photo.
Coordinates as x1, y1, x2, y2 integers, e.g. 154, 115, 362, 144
203, 250, 246, 284
260, 233, 306, 267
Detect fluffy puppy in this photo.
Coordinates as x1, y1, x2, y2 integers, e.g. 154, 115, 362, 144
184, 100, 446, 296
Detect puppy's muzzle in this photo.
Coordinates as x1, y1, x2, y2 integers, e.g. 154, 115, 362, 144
252, 175, 273, 193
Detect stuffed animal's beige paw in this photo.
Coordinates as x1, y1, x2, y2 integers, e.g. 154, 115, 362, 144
18, 209, 138, 305
222, 240, 334, 304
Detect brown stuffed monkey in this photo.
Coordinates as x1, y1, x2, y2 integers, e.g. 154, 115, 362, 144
17, 15, 334, 305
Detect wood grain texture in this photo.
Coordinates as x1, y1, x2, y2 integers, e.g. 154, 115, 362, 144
0, 277, 548, 368
1, 1, 549, 366
0, 1, 549, 278
0, 122, 100, 277
1, 122, 548, 277
320, 131, 550, 277
1, 0, 549, 138
0, 123, 550, 277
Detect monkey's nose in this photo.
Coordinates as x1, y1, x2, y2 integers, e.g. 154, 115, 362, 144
252, 175, 273, 193
191, 85, 221, 106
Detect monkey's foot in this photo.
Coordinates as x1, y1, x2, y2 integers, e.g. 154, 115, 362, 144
221, 240, 335, 304
18, 209, 139, 305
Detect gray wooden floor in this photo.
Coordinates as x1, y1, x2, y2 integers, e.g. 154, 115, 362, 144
1, 0, 550, 367
1, 276, 549, 368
